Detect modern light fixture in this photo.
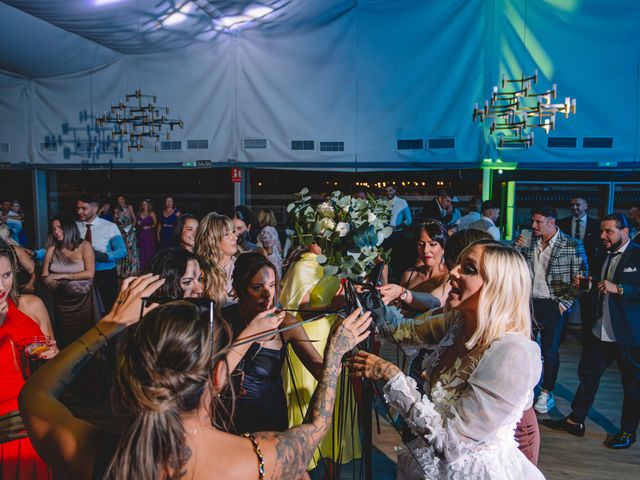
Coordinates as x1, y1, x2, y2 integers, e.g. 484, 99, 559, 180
96, 89, 184, 152
473, 70, 576, 149
473, 0, 576, 149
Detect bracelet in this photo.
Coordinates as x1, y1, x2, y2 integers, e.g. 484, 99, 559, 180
76, 339, 94, 357
93, 324, 109, 345
242, 432, 265, 480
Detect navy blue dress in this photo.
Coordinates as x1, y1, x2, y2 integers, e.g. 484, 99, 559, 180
224, 305, 288, 433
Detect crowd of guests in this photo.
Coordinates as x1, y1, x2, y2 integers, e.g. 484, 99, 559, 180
0, 188, 639, 479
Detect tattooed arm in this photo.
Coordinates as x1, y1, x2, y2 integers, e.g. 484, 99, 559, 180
18, 275, 164, 480
254, 309, 372, 480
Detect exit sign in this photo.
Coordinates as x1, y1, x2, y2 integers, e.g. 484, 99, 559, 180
231, 167, 242, 183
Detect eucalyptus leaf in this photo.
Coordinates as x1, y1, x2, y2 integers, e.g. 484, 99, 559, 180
324, 264, 339, 276
300, 187, 309, 195
316, 254, 327, 264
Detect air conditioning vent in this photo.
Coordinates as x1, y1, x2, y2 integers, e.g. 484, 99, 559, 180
291, 140, 314, 151
547, 137, 577, 148
196, 160, 212, 167
583, 137, 613, 148
244, 138, 267, 149
160, 141, 182, 151
40, 142, 59, 153
320, 141, 344, 152
0, 143, 9, 153
397, 139, 423, 150
428, 137, 455, 149
187, 139, 209, 149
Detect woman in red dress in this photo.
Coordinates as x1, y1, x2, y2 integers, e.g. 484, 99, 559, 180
0, 239, 56, 479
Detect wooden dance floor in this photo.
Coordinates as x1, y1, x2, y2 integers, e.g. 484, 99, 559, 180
372, 332, 640, 479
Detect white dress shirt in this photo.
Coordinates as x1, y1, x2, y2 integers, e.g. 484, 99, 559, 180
532, 228, 560, 299
390, 196, 412, 228
456, 211, 481, 231
592, 239, 630, 342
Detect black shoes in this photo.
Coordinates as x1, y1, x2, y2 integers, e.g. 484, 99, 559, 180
541, 416, 585, 437
603, 431, 636, 449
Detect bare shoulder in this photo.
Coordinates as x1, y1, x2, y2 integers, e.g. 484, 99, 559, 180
18, 294, 46, 317
193, 431, 274, 480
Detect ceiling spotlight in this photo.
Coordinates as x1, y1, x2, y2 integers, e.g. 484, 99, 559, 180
245, 5, 274, 19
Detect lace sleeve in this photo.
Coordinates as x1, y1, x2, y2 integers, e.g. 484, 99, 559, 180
383, 336, 541, 461
390, 309, 453, 346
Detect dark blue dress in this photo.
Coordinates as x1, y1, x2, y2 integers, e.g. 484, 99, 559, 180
224, 304, 288, 433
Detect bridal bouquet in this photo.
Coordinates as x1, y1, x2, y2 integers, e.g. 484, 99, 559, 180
287, 188, 393, 279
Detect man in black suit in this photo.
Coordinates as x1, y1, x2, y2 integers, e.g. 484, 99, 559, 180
543, 213, 640, 449
557, 196, 601, 271
421, 189, 453, 225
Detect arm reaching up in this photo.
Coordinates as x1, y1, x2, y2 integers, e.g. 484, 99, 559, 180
255, 308, 372, 480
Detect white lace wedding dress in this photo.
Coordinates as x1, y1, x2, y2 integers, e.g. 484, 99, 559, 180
383, 318, 545, 479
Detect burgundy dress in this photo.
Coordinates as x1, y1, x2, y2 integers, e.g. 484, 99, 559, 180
136, 215, 156, 272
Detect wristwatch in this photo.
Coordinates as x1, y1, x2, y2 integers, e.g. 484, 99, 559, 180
617, 284, 624, 296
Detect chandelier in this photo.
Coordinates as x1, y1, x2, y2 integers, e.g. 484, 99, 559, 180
473, 70, 576, 149
96, 89, 184, 152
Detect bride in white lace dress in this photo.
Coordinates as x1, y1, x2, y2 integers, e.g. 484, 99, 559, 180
350, 241, 545, 479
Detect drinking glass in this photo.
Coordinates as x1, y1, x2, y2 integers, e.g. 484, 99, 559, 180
16, 336, 56, 380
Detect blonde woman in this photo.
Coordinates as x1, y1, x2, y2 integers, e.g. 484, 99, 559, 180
256, 208, 283, 279
351, 241, 544, 479
195, 212, 238, 305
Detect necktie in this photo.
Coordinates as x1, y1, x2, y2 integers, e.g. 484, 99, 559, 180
597, 251, 621, 318
574, 218, 581, 239
84, 223, 93, 243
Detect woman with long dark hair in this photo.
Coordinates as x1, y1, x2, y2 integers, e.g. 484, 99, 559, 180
19, 274, 371, 479
145, 247, 204, 299
42, 214, 97, 347
0, 239, 55, 479
172, 213, 198, 252
113, 195, 140, 278
137, 199, 157, 272
223, 253, 324, 434
379, 219, 451, 311
158, 196, 181, 250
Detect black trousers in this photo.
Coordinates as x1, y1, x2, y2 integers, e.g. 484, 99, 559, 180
571, 333, 640, 433
533, 298, 566, 391
94, 268, 119, 314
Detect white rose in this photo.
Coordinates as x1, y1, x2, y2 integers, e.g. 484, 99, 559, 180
319, 217, 336, 233
367, 211, 377, 223
336, 222, 350, 237
317, 202, 335, 218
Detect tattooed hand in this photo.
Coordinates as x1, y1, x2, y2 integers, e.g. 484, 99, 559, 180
328, 308, 372, 355
348, 350, 401, 381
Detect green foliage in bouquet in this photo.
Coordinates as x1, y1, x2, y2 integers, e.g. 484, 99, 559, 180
287, 188, 394, 279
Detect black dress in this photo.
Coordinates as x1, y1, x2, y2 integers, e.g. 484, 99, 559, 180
223, 304, 288, 433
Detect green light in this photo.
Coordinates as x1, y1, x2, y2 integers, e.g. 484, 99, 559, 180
505, 181, 516, 241
482, 169, 492, 201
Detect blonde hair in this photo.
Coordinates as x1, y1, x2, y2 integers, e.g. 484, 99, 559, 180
465, 242, 532, 350
195, 212, 234, 304
257, 208, 277, 228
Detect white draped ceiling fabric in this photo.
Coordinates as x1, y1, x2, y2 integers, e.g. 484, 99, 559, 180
0, 0, 638, 170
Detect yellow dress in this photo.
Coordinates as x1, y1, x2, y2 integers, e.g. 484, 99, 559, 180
280, 252, 362, 467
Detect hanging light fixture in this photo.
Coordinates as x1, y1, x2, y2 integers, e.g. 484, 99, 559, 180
472, 0, 576, 149
473, 70, 576, 148
96, 89, 184, 152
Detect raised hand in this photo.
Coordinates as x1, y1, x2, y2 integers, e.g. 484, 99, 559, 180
246, 308, 286, 337
348, 350, 401, 382
105, 274, 165, 327
378, 283, 403, 305
328, 308, 372, 355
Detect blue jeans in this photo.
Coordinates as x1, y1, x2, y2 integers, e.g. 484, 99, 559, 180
533, 298, 566, 391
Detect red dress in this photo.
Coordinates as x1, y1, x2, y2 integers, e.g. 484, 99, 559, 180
0, 299, 52, 479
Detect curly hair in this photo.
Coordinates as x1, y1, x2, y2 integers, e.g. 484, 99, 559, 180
195, 212, 235, 304
0, 238, 19, 307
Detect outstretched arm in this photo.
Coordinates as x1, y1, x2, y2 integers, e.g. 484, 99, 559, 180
255, 309, 372, 480
19, 275, 164, 480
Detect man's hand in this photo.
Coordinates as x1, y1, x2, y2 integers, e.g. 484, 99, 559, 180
597, 280, 618, 295
93, 250, 109, 262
